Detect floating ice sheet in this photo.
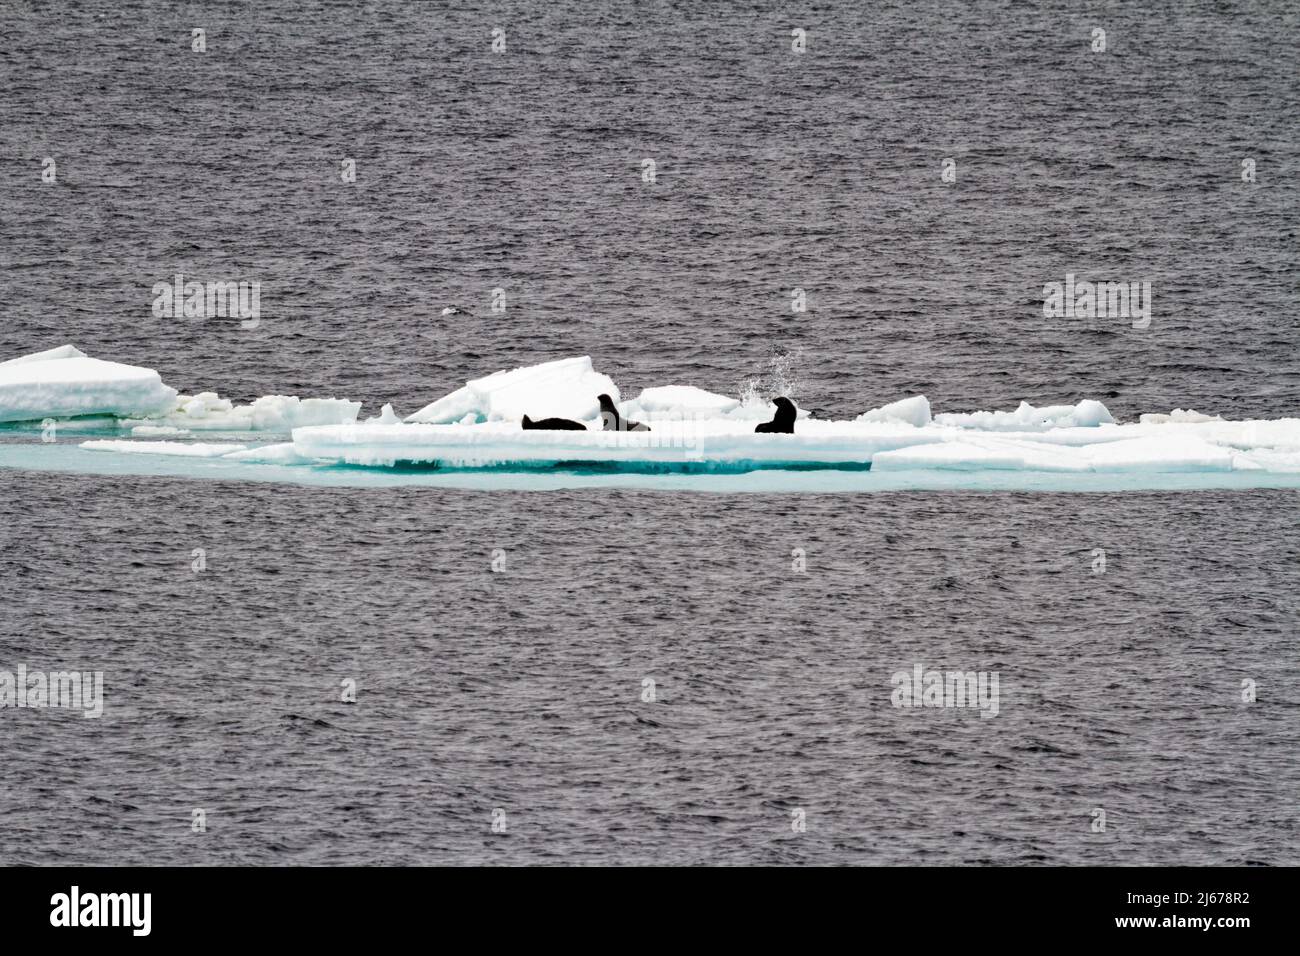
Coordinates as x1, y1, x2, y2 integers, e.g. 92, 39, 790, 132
81, 440, 249, 458
5, 350, 1300, 491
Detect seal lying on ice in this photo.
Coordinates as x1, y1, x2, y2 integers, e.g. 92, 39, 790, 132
521, 414, 587, 431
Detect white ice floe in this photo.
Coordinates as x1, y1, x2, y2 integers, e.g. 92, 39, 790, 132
934, 400, 1114, 430
287, 411, 1300, 477
12, 352, 1300, 484
406, 356, 618, 425
1138, 408, 1223, 425
0, 345, 178, 423
81, 440, 248, 457
855, 395, 932, 427
283, 359, 1300, 475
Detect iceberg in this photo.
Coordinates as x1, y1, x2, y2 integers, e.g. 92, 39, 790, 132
406, 356, 618, 425
0, 345, 178, 423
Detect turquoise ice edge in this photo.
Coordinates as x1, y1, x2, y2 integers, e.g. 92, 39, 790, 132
3, 440, 1300, 493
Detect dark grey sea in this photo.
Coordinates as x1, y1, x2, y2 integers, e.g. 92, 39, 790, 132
0, 0, 1297, 864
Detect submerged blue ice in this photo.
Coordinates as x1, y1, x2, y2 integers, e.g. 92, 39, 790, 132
4, 437, 1300, 493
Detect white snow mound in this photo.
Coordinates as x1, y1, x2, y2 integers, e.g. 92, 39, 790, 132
406, 356, 618, 425
856, 395, 932, 427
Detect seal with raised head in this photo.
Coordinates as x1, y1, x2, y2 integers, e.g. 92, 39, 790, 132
597, 394, 650, 432
754, 396, 796, 434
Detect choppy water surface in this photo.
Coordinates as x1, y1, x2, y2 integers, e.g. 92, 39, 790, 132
1, 0, 1298, 865
1, 471, 1297, 865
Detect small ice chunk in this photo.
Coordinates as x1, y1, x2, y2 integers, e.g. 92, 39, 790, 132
181, 393, 232, 418
1139, 408, 1223, 425
935, 399, 1114, 431
363, 403, 402, 425
855, 395, 932, 427
249, 395, 362, 430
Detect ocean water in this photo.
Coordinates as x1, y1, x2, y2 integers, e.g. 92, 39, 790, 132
2, 472, 1298, 865
1, 0, 1298, 865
